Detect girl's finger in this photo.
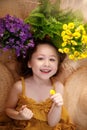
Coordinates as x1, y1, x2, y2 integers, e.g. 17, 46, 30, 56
50, 93, 62, 99
20, 105, 27, 110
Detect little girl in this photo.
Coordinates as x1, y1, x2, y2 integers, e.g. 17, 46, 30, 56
5, 39, 76, 130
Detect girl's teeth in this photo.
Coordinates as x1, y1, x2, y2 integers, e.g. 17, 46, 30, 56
41, 70, 51, 73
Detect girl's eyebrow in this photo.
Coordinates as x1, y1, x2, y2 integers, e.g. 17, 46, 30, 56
37, 54, 57, 57
50, 55, 57, 57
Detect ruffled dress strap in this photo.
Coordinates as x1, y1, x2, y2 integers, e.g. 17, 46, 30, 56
12, 77, 29, 129
51, 78, 56, 91
21, 77, 26, 96
50, 78, 56, 95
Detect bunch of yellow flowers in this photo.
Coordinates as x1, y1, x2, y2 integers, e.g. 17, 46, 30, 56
58, 22, 87, 60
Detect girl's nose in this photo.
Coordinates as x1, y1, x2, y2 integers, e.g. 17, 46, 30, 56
44, 60, 50, 66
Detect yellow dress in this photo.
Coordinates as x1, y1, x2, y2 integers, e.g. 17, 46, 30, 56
0, 77, 76, 130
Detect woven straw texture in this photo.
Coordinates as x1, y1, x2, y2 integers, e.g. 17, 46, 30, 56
64, 67, 87, 130
0, 63, 14, 114
0, 0, 39, 19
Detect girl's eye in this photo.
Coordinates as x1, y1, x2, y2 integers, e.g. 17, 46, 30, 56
50, 58, 56, 61
37, 57, 44, 60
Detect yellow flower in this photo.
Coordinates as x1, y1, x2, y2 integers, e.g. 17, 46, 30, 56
71, 47, 75, 51
50, 89, 56, 95
58, 48, 64, 53
63, 35, 69, 41
61, 23, 87, 60
81, 53, 87, 59
65, 30, 73, 39
74, 51, 80, 56
79, 25, 84, 30
68, 22, 74, 29
69, 54, 75, 60
75, 28, 80, 32
65, 29, 72, 35
62, 42, 67, 47
63, 48, 70, 53
61, 31, 66, 37
82, 30, 86, 35
73, 32, 81, 39
63, 24, 68, 30
82, 35, 87, 44
71, 40, 77, 45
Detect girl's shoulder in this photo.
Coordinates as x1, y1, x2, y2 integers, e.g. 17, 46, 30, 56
12, 79, 23, 94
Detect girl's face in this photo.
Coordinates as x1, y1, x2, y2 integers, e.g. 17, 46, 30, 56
28, 44, 59, 80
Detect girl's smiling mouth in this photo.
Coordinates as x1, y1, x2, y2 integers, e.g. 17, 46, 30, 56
40, 69, 51, 73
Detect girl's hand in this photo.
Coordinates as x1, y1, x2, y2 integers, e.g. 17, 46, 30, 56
19, 105, 33, 120
50, 93, 63, 107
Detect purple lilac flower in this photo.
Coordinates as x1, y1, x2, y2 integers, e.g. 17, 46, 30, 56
0, 14, 35, 58
0, 19, 5, 37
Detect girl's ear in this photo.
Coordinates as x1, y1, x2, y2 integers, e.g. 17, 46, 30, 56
28, 61, 31, 68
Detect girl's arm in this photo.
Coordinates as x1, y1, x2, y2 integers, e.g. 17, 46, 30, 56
47, 82, 64, 127
5, 81, 33, 120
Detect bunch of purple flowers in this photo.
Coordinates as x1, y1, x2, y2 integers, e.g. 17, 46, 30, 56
0, 14, 34, 58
